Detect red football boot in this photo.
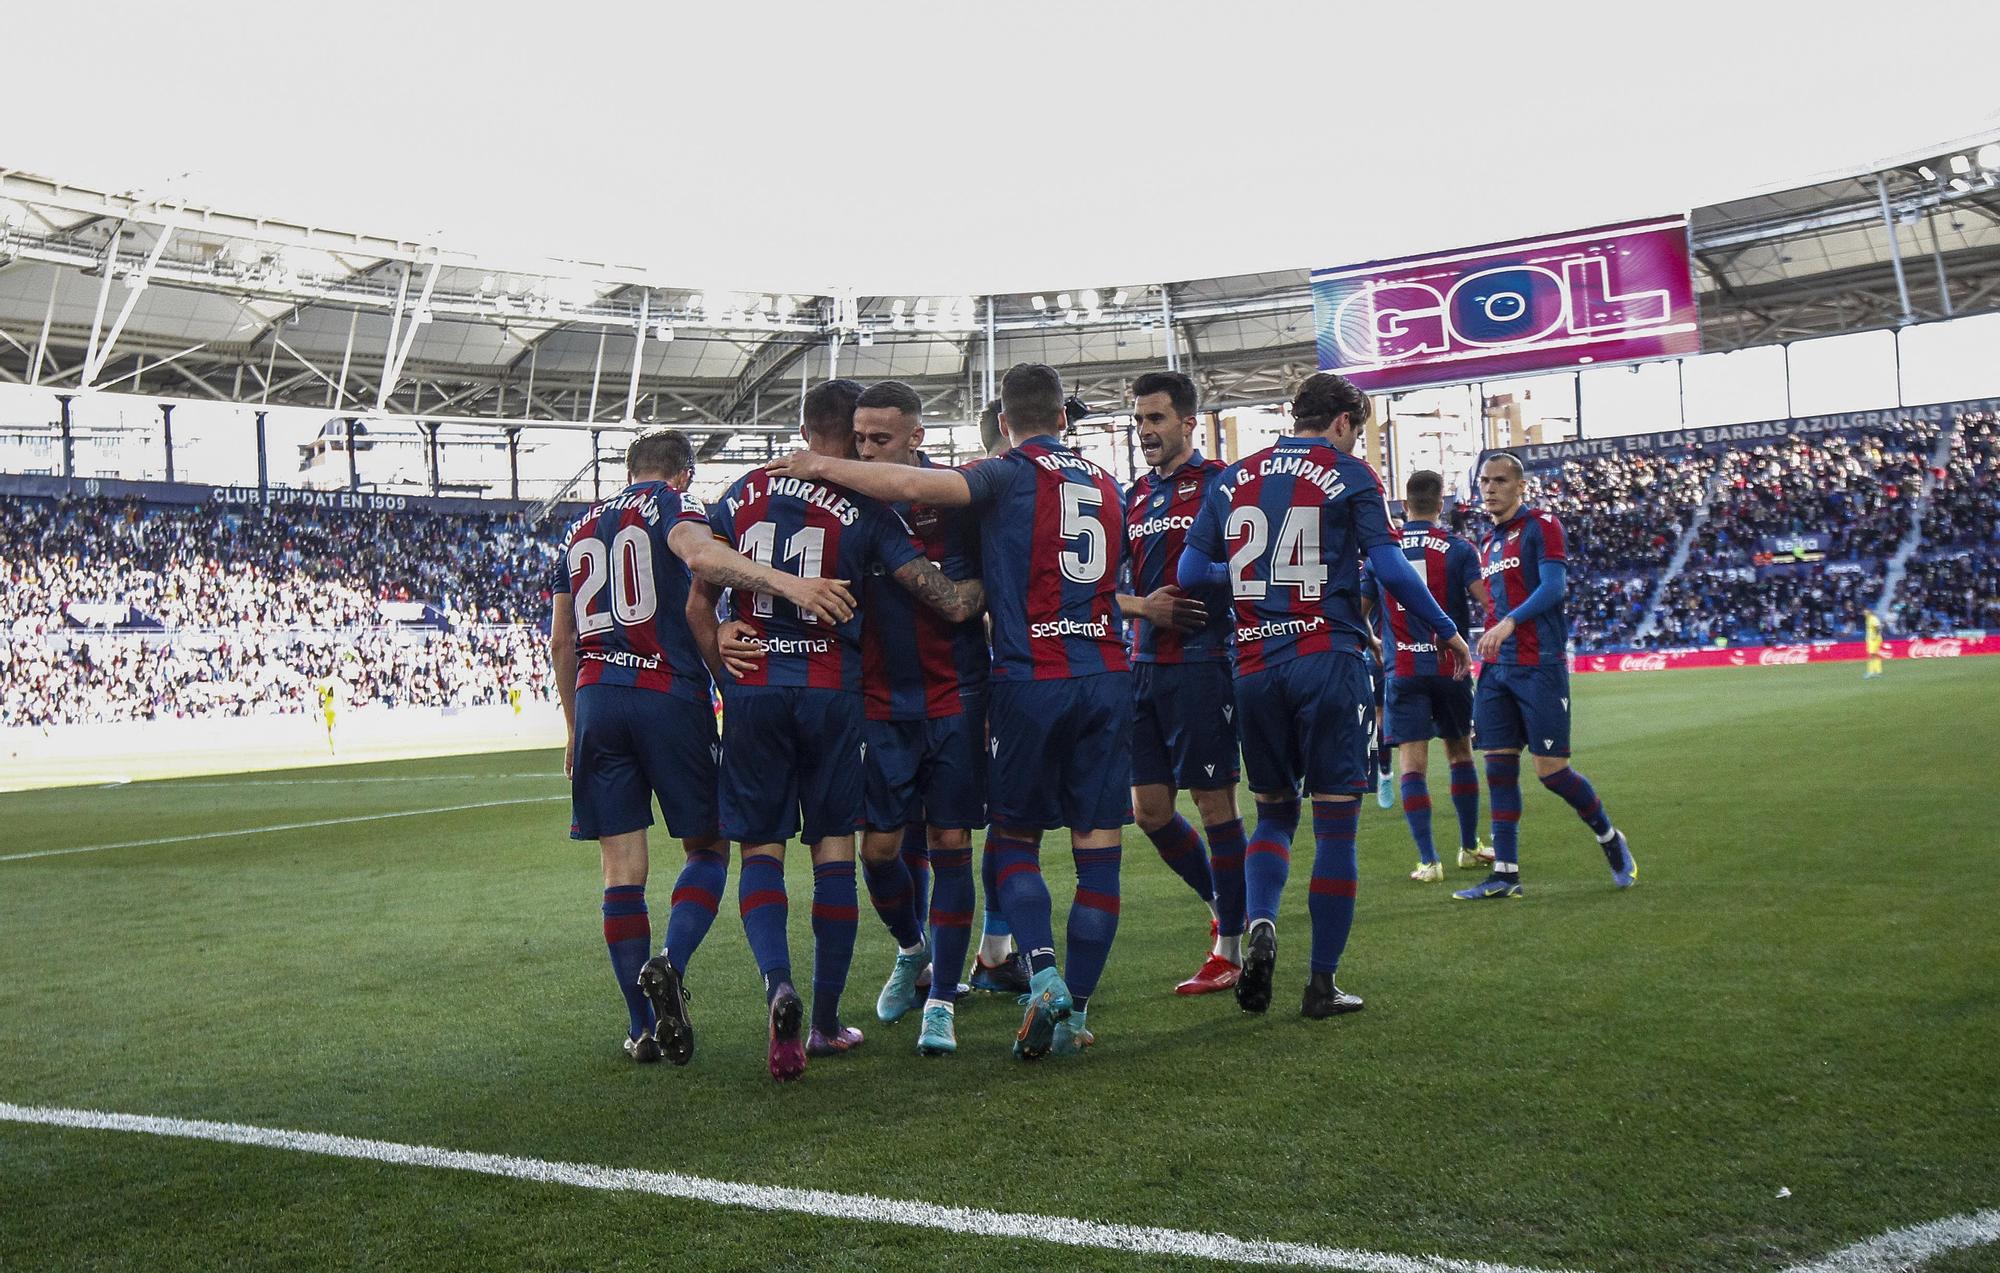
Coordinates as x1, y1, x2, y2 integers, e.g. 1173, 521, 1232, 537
1175, 952, 1243, 995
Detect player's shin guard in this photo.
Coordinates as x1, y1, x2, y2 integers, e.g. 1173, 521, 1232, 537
1307, 800, 1360, 974
927, 846, 975, 1004
1066, 845, 1122, 1007
1244, 798, 1301, 925
987, 831, 1056, 974
602, 885, 654, 1039
809, 860, 859, 1034
663, 849, 726, 974
1539, 766, 1614, 839
1449, 761, 1481, 850
1144, 814, 1215, 903
1206, 818, 1248, 938
902, 823, 932, 933
1487, 754, 1522, 872
1400, 774, 1436, 865
861, 854, 923, 950
738, 854, 792, 999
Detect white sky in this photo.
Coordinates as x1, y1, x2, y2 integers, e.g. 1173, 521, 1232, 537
8, 1, 2000, 295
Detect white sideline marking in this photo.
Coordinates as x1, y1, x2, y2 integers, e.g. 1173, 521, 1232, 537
1781, 1208, 2000, 1272
0, 796, 565, 863
0, 1101, 1578, 1273
153, 774, 562, 789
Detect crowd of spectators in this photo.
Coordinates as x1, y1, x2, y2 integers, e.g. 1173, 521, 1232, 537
1894, 413, 1999, 634
1648, 566, 1883, 647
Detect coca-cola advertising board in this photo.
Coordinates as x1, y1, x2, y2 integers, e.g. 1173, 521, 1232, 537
1568, 636, 1998, 673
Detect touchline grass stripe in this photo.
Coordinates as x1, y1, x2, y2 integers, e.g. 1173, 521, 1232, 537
0, 1101, 1581, 1273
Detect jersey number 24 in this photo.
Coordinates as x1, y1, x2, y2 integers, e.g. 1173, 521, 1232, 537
1225, 506, 1328, 600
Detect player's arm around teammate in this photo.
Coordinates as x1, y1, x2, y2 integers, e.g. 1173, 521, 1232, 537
1454, 453, 1635, 902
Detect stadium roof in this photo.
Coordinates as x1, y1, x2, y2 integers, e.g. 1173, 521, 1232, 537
3, 2, 2000, 449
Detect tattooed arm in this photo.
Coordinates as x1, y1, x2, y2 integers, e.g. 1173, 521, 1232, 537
666, 522, 856, 625
891, 556, 985, 623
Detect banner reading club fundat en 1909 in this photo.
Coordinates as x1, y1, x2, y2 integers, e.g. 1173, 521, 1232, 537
1311, 216, 1701, 392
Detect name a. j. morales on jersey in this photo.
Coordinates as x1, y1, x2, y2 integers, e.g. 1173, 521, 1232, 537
1217, 454, 1348, 502
724, 477, 860, 526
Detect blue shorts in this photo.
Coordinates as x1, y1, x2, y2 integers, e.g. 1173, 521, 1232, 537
1385, 673, 1475, 745
1131, 661, 1241, 790
569, 684, 719, 842
719, 684, 865, 844
1235, 650, 1372, 798
987, 673, 1133, 832
1473, 662, 1571, 757
862, 699, 988, 831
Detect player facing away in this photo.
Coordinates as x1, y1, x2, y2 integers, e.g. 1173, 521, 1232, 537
1359, 470, 1491, 883
1181, 373, 1470, 1018
1454, 451, 1637, 901
696, 380, 984, 1080
1864, 610, 1884, 678
844, 380, 1001, 1055
549, 427, 855, 1065
1115, 370, 1248, 995
768, 363, 1130, 1061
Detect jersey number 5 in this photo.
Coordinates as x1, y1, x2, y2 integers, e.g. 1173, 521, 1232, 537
569, 527, 659, 637
1059, 483, 1108, 584
1225, 506, 1329, 600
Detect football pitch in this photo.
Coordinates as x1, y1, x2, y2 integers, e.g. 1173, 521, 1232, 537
3, 660, 1997, 1272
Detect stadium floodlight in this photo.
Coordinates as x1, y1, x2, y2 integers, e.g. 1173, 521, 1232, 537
655, 323, 674, 342
891, 299, 906, 315
479, 275, 496, 293
413, 307, 434, 325
690, 293, 708, 311
1080, 288, 1100, 309
775, 295, 796, 317
755, 295, 772, 312
1979, 143, 2000, 170
915, 297, 931, 313
1918, 165, 1938, 181
1951, 177, 1973, 192
1056, 293, 1071, 308
859, 329, 875, 346
1086, 307, 1103, 323
1950, 153, 1972, 175
1112, 288, 1129, 306
1030, 295, 1047, 311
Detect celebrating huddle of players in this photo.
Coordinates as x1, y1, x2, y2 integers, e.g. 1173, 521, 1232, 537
549, 364, 1636, 1081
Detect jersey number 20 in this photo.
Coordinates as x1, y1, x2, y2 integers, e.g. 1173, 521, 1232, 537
1225, 506, 1329, 599
570, 527, 658, 636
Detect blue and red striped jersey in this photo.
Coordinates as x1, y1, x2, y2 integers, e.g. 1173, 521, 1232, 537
862, 454, 990, 720
1360, 519, 1480, 678
553, 479, 711, 702
1186, 436, 1396, 677
706, 469, 921, 692
1479, 507, 1568, 666
1123, 451, 1233, 664
960, 435, 1129, 681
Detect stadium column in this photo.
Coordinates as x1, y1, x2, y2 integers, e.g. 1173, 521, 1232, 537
160, 403, 175, 484
344, 417, 360, 492
422, 421, 441, 496
506, 428, 521, 500
56, 394, 74, 479
590, 429, 602, 501
254, 410, 269, 494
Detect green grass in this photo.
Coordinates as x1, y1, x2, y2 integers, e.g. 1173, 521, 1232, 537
3, 660, 1998, 1272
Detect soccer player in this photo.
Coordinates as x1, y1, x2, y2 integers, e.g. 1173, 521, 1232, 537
1454, 451, 1637, 901
1115, 369, 1247, 995
1864, 609, 1884, 679
549, 427, 855, 1065
315, 675, 340, 753
844, 380, 1003, 1054
696, 379, 984, 1080
768, 362, 1130, 1061
1179, 373, 1470, 1018
1360, 470, 1491, 883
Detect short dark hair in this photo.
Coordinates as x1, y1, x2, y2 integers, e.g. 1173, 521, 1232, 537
803, 378, 866, 442
1291, 372, 1371, 434
1405, 469, 1444, 514
1000, 363, 1065, 433
1132, 370, 1198, 419
626, 427, 693, 478
854, 380, 922, 419
1482, 451, 1526, 479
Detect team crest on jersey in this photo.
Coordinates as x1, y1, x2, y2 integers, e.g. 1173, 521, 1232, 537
1177, 481, 1199, 499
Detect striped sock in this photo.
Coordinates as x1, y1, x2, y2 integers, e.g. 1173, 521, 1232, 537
1449, 761, 1481, 851
1245, 798, 1301, 925
926, 846, 974, 1004
1487, 754, 1522, 874
601, 884, 653, 1040
1539, 766, 1614, 839
977, 845, 1012, 965
1144, 814, 1215, 902
1205, 818, 1248, 938
861, 854, 923, 950
902, 823, 932, 933
809, 859, 859, 1034
987, 831, 1055, 974
1400, 773, 1436, 865
1307, 799, 1360, 975
737, 854, 792, 1000
1065, 844, 1122, 1006
663, 848, 726, 974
